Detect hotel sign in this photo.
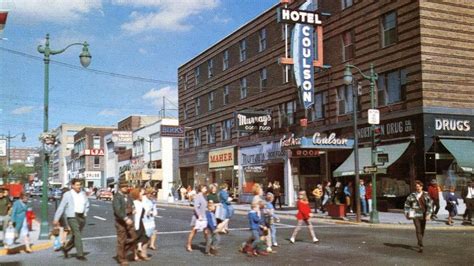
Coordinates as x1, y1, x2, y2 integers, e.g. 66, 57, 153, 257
209, 147, 236, 169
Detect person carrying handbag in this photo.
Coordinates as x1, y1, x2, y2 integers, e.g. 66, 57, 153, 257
404, 180, 432, 253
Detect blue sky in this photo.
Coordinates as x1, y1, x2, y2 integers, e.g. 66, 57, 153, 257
0, 0, 276, 148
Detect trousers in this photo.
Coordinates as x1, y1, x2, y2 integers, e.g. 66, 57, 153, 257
115, 219, 138, 263
413, 218, 426, 247
205, 231, 220, 253
65, 215, 86, 256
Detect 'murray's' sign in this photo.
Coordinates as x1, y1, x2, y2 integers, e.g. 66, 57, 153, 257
236, 111, 272, 132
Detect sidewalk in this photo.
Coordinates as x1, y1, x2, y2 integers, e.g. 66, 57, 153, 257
0, 220, 52, 256
157, 199, 474, 230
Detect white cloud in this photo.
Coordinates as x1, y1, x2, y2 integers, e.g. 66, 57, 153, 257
10, 0, 102, 23
138, 48, 147, 55
118, 0, 220, 34
98, 108, 120, 116
11, 106, 34, 115
212, 15, 230, 24
142, 86, 177, 109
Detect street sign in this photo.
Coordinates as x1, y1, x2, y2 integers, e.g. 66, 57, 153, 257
363, 166, 377, 173
377, 153, 389, 163
368, 109, 380, 125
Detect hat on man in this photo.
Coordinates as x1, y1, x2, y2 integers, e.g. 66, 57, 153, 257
430, 179, 437, 184
119, 180, 129, 188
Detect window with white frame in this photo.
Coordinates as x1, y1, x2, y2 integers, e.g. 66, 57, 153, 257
222, 49, 229, 70
314, 92, 324, 120
208, 91, 214, 111
195, 97, 200, 116
207, 59, 214, 78
239, 39, 247, 62
133, 139, 144, 157
258, 28, 267, 52
184, 131, 190, 149
259, 68, 267, 91
195, 66, 200, 85
222, 119, 232, 141
341, 0, 353, 10
342, 30, 354, 62
194, 128, 201, 147
282, 65, 293, 84
223, 85, 229, 105
377, 69, 407, 106
93, 136, 101, 149
337, 85, 353, 115
381, 11, 397, 47
240, 77, 248, 99
207, 124, 216, 144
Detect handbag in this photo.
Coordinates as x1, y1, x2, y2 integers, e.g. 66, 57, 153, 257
194, 219, 208, 232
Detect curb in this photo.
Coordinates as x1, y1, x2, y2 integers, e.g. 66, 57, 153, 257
156, 202, 474, 231
0, 241, 52, 256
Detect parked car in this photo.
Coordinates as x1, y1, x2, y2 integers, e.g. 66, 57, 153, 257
48, 189, 62, 201
96, 189, 113, 201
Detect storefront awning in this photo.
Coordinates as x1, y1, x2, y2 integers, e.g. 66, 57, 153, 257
440, 139, 474, 173
333, 142, 411, 177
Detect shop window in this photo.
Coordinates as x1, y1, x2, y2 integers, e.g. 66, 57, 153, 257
341, 0, 353, 10
223, 85, 229, 105
341, 30, 354, 62
194, 66, 200, 85
240, 77, 248, 99
207, 58, 214, 78
194, 128, 201, 147
337, 85, 353, 115
222, 49, 229, 70
222, 119, 233, 141
207, 124, 216, 144
377, 68, 406, 106
381, 11, 397, 47
208, 91, 214, 111
239, 39, 247, 62
258, 28, 267, 52
195, 97, 200, 116
259, 68, 267, 91
93, 156, 100, 168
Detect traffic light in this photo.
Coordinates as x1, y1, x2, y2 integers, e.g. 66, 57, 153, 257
373, 125, 382, 146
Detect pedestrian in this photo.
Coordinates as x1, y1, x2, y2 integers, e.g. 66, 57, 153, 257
445, 187, 459, 226
207, 184, 219, 203
205, 200, 220, 256
58, 187, 71, 247
113, 180, 137, 266
248, 201, 266, 255
263, 192, 279, 248
312, 184, 323, 214
266, 181, 274, 194
187, 186, 196, 206
180, 186, 187, 202
321, 181, 332, 213
272, 181, 283, 209
404, 180, 432, 253
0, 188, 12, 246
359, 179, 367, 216
11, 193, 33, 253
130, 188, 151, 261
366, 181, 373, 214
218, 183, 233, 234
186, 184, 209, 252
290, 191, 319, 244
344, 181, 353, 213
428, 179, 440, 219
53, 178, 89, 261
251, 183, 264, 206
461, 180, 473, 225
143, 187, 158, 251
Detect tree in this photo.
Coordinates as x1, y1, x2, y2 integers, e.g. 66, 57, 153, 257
11, 163, 35, 184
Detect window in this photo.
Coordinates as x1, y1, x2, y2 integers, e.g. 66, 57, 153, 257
239, 39, 247, 62
258, 28, 267, 52
184, 131, 190, 149
195, 66, 200, 85
93, 136, 101, 149
207, 59, 214, 78
223, 85, 229, 105
194, 129, 201, 147
208, 91, 214, 111
282, 65, 293, 84
314, 91, 328, 119
342, 30, 354, 61
184, 74, 189, 90
195, 98, 200, 116
133, 139, 144, 157
259, 68, 267, 91
341, 0, 353, 9
93, 156, 100, 168
278, 101, 296, 127
222, 49, 229, 70
240, 78, 247, 99
222, 119, 232, 141
377, 69, 407, 106
381, 11, 397, 47
337, 85, 354, 115
207, 124, 216, 144
184, 102, 189, 120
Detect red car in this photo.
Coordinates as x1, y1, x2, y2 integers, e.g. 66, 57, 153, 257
96, 189, 113, 201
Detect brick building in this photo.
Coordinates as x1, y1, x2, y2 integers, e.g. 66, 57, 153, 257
178, 0, 474, 207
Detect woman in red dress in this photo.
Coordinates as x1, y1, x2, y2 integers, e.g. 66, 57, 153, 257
290, 191, 318, 244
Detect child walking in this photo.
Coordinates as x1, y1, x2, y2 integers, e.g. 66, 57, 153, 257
263, 193, 279, 248
248, 201, 266, 255
290, 191, 319, 244
205, 201, 220, 256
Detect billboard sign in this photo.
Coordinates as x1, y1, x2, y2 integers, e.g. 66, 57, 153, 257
160, 125, 185, 138
236, 110, 272, 132
111, 131, 133, 147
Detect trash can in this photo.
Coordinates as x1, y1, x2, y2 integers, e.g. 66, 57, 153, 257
327, 204, 346, 218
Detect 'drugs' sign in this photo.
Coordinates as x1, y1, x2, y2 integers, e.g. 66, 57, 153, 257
277, 0, 323, 109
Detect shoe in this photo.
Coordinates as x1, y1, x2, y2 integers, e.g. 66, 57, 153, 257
25, 248, 33, 253
60, 247, 69, 258
185, 245, 192, 252
272, 243, 278, 247
313, 238, 319, 243
289, 237, 295, 244
76, 256, 87, 261
266, 247, 272, 252
149, 246, 157, 250
418, 246, 423, 253
205, 252, 215, 256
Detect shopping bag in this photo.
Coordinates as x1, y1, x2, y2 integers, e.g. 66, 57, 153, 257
143, 217, 156, 237
5, 225, 15, 246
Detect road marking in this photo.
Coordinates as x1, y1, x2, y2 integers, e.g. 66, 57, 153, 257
47, 202, 52, 205
91, 204, 101, 207
155, 216, 163, 218
93, 216, 107, 221
156, 207, 166, 210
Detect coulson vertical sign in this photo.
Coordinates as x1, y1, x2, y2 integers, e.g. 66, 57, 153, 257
277, 0, 323, 109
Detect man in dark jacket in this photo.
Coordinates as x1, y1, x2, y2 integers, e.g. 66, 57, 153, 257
462, 180, 473, 224
113, 180, 137, 266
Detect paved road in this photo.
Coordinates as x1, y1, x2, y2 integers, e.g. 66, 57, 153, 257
1, 198, 472, 265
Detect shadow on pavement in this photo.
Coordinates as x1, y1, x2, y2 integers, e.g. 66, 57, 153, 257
383, 243, 418, 252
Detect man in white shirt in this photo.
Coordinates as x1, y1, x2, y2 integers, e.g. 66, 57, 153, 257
462, 180, 473, 224
53, 178, 90, 261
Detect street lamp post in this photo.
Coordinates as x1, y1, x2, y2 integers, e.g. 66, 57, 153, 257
2, 132, 26, 184
141, 136, 153, 186
343, 63, 379, 224
37, 33, 91, 240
